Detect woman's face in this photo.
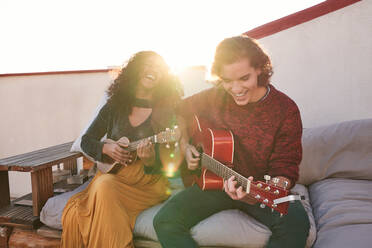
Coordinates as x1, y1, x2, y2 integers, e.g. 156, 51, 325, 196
138, 56, 165, 91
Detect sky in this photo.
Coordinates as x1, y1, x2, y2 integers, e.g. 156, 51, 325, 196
0, 0, 323, 74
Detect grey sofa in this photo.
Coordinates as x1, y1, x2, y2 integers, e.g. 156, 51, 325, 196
41, 118, 372, 248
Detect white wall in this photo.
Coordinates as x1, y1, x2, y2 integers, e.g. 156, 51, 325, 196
0, 72, 111, 197
2, 1, 372, 197
0, 67, 208, 198
258, 0, 372, 128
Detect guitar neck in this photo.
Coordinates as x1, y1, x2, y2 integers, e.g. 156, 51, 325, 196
127, 135, 156, 151
201, 153, 251, 192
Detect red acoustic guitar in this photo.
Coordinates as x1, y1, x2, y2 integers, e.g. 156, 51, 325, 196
186, 116, 303, 215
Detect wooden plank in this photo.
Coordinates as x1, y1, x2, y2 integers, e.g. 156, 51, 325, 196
0, 205, 40, 229
0, 142, 79, 170
0, 172, 10, 208
2, 149, 79, 169
10, 147, 76, 166
0, 142, 73, 165
31, 168, 53, 216
0, 226, 13, 248
4, 153, 81, 173
36, 226, 61, 239
63, 159, 77, 175
9, 228, 60, 248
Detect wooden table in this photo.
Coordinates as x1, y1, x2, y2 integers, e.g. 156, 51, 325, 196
0, 142, 81, 217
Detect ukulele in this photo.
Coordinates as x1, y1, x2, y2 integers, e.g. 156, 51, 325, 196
97, 126, 180, 174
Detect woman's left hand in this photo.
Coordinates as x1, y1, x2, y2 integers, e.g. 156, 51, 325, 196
137, 139, 155, 166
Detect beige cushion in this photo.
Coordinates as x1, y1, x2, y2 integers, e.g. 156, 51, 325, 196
134, 184, 316, 248
298, 119, 372, 185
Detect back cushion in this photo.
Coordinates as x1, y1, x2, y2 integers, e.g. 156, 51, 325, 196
298, 119, 372, 185
309, 178, 372, 248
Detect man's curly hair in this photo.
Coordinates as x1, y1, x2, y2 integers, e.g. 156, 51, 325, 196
211, 35, 273, 87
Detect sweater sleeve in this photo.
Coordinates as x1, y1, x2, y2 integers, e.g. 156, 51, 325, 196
267, 104, 303, 187
81, 103, 110, 162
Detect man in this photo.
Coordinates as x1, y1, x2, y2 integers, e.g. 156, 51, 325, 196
154, 35, 310, 248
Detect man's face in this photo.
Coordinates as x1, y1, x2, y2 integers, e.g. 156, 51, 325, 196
220, 58, 263, 106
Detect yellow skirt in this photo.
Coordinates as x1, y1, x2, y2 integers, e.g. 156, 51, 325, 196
60, 161, 169, 248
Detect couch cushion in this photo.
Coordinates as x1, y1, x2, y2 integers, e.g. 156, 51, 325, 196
41, 179, 316, 247
298, 118, 372, 185
39, 177, 181, 230
40, 179, 91, 229
134, 184, 316, 248
309, 178, 372, 248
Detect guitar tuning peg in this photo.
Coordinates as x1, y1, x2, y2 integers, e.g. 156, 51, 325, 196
174, 125, 178, 129
174, 142, 178, 147
283, 181, 289, 189
166, 143, 170, 149
272, 178, 279, 186
264, 175, 271, 183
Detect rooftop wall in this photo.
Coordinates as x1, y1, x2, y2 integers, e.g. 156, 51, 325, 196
253, 0, 371, 127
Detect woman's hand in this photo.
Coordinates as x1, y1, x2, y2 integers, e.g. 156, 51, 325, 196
185, 144, 200, 170
137, 139, 155, 166
102, 138, 132, 165
224, 176, 257, 205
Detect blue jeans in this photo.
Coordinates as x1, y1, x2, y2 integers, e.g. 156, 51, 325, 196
153, 184, 310, 248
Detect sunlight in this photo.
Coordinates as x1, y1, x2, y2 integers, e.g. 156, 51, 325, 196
0, 0, 324, 74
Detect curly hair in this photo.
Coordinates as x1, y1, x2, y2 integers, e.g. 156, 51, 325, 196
107, 51, 183, 113
211, 35, 273, 87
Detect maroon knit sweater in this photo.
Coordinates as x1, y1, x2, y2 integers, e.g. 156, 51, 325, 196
177, 84, 303, 185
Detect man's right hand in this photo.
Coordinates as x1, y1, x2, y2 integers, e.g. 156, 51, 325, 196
185, 144, 200, 170
102, 138, 132, 165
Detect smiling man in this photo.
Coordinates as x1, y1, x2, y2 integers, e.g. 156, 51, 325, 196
153, 35, 310, 248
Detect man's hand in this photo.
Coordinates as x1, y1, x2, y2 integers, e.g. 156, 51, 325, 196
224, 176, 257, 205
184, 144, 200, 170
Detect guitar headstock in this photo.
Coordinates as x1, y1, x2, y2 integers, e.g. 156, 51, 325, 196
249, 180, 289, 215
156, 126, 181, 144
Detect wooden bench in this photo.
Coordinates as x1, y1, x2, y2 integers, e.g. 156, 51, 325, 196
0, 142, 81, 230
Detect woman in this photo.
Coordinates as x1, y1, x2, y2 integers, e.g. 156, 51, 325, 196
61, 51, 183, 248
154, 36, 310, 247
